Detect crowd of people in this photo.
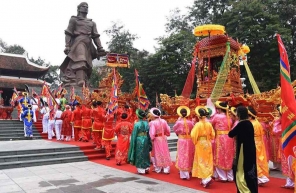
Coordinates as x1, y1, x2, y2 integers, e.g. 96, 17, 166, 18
16, 91, 295, 192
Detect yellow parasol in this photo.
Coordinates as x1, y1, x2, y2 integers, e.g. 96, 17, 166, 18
238, 45, 250, 57
193, 24, 226, 96
193, 24, 226, 37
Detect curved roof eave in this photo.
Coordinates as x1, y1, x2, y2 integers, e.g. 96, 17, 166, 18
0, 52, 50, 70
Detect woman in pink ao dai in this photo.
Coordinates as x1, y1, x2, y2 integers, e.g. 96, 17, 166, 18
173, 106, 195, 179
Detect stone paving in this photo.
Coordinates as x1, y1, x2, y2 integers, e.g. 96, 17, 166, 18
0, 140, 76, 151
0, 161, 205, 193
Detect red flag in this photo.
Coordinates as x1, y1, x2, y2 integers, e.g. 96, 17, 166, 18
277, 34, 296, 158
41, 83, 48, 97
181, 59, 196, 98
135, 69, 150, 110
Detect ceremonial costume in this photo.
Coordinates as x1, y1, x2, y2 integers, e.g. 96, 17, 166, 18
61, 106, 73, 141
54, 108, 63, 140
30, 96, 39, 121
19, 93, 30, 112
71, 104, 82, 141
270, 117, 281, 170
81, 105, 92, 141
248, 107, 269, 185
60, 97, 67, 111
19, 93, 30, 133
128, 109, 152, 174
40, 105, 49, 133
211, 101, 234, 182
149, 108, 171, 174
47, 110, 55, 139
229, 117, 258, 193
173, 106, 194, 179
92, 104, 105, 149
191, 106, 215, 187
102, 115, 115, 159
21, 105, 36, 137
114, 117, 133, 165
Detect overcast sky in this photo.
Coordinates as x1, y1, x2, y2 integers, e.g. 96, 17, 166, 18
0, 0, 194, 66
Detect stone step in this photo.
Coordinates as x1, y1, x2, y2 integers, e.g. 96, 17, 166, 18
0, 125, 26, 129
0, 147, 81, 156
0, 122, 25, 125
0, 133, 41, 137
0, 136, 43, 141
0, 130, 41, 135
0, 156, 89, 169
0, 150, 85, 163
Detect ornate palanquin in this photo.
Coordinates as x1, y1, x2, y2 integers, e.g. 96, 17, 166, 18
159, 33, 296, 123
196, 35, 243, 97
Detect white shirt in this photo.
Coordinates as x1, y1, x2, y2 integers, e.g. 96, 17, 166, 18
40, 107, 49, 115
54, 110, 63, 124
55, 98, 61, 105
30, 98, 39, 106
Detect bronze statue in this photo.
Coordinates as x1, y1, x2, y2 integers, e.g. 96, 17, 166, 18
60, 2, 106, 87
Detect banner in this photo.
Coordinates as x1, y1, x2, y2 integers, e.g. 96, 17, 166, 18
106, 53, 130, 68
135, 69, 150, 110
277, 34, 296, 158
106, 68, 118, 118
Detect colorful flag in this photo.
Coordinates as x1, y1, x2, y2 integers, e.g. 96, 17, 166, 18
277, 34, 296, 158
41, 83, 48, 97
70, 86, 75, 102
106, 68, 118, 118
10, 87, 19, 106
135, 69, 150, 110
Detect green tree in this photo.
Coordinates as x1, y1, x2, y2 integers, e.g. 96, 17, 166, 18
29, 57, 60, 87
89, 66, 102, 88
0, 39, 26, 55
219, 0, 291, 91
4, 45, 26, 55
104, 22, 146, 93
187, 0, 231, 27
276, 0, 296, 79
140, 8, 197, 101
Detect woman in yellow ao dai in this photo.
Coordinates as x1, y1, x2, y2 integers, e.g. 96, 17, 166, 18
191, 106, 215, 188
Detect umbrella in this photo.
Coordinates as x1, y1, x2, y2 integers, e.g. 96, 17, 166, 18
193, 24, 226, 97
193, 24, 225, 37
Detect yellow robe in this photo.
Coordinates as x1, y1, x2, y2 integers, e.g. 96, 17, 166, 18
191, 119, 215, 179
251, 119, 269, 178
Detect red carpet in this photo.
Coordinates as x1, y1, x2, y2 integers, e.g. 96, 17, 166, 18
91, 159, 292, 193
34, 121, 293, 193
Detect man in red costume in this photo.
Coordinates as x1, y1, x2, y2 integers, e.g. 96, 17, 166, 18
92, 101, 106, 150
114, 113, 133, 165
71, 101, 82, 141
61, 105, 73, 141
81, 104, 92, 142
102, 112, 115, 160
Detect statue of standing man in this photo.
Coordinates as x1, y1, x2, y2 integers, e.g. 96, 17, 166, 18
60, 2, 106, 87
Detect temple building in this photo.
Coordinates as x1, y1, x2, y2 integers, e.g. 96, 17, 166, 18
0, 53, 49, 106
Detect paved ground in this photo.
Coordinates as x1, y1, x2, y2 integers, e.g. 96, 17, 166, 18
0, 140, 75, 151
0, 138, 284, 193
0, 161, 204, 193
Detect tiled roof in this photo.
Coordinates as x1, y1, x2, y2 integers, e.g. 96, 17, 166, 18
0, 77, 44, 89
198, 35, 241, 50
0, 53, 49, 71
